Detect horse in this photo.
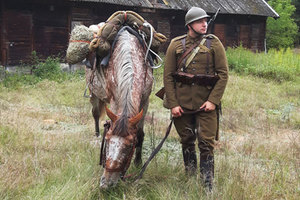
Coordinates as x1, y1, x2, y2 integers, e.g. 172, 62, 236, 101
86, 26, 154, 189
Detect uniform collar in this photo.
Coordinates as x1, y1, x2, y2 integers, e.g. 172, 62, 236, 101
187, 34, 204, 44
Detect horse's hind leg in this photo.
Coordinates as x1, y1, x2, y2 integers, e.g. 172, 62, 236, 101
90, 93, 105, 137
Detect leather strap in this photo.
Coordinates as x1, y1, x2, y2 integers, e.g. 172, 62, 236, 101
99, 121, 110, 166
185, 38, 207, 68
135, 118, 174, 180
134, 107, 205, 181
180, 38, 186, 68
206, 38, 212, 74
177, 39, 200, 69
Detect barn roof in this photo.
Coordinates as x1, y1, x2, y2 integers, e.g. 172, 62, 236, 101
70, 0, 280, 18
70, 0, 153, 8
165, 0, 280, 18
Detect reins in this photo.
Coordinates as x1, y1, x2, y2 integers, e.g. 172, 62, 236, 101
99, 121, 110, 166
133, 107, 205, 181
133, 117, 174, 181
99, 108, 205, 182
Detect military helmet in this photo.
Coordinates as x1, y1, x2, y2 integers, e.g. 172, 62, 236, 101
185, 7, 210, 26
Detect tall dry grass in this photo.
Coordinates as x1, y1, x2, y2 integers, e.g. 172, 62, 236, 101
0, 49, 299, 199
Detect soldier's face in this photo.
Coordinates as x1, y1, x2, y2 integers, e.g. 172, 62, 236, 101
190, 18, 208, 34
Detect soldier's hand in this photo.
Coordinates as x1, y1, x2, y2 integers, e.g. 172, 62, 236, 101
200, 101, 216, 112
171, 106, 184, 118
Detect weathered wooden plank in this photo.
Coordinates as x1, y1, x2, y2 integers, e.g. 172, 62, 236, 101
214, 24, 226, 46
3, 10, 32, 65
0, 0, 272, 66
239, 25, 251, 48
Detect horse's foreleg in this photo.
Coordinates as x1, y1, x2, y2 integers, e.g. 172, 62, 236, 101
134, 98, 149, 167
134, 128, 144, 167
90, 94, 105, 137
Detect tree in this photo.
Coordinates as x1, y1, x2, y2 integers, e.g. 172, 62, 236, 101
266, 0, 298, 49
291, 0, 300, 45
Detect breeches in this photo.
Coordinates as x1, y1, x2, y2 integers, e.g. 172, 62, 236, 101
173, 109, 217, 156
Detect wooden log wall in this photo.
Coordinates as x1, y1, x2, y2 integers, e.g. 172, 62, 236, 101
32, 3, 69, 58
152, 12, 267, 52
1, 0, 69, 65
213, 14, 267, 51
2, 10, 33, 65
0, 0, 268, 66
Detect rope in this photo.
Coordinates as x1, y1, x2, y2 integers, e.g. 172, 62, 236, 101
133, 108, 205, 181
134, 118, 173, 181
142, 22, 163, 69
69, 40, 91, 44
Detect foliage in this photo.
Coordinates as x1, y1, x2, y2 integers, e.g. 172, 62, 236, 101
0, 66, 6, 81
266, 0, 299, 49
226, 45, 300, 82
1, 73, 40, 88
0, 52, 85, 89
32, 57, 63, 80
291, 0, 300, 44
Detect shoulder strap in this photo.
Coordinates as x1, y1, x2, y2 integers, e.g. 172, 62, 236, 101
205, 38, 212, 74
176, 38, 200, 70
185, 38, 207, 68
180, 38, 187, 67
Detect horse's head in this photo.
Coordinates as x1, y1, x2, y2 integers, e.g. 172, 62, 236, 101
100, 106, 143, 189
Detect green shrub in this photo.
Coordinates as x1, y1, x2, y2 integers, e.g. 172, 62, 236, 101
0, 52, 85, 88
0, 66, 6, 81
227, 46, 300, 81
32, 57, 64, 80
2, 73, 39, 88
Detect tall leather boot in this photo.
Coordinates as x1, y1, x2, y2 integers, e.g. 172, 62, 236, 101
182, 146, 197, 176
200, 154, 214, 191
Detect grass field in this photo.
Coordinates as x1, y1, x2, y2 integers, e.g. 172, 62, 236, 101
0, 49, 299, 199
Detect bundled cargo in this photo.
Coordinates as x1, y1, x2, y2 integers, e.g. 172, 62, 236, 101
66, 11, 167, 64
89, 11, 167, 57
66, 25, 94, 64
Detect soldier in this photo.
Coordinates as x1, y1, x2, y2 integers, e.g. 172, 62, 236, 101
163, 7, 228, 190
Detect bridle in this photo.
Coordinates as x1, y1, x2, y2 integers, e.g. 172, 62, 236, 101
104, 141, 136, 176
99, 120, 137, 177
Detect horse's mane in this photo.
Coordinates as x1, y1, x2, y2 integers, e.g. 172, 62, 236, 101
112, 30, 143, 137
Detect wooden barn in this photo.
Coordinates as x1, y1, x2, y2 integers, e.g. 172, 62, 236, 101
0, 0, 279, 66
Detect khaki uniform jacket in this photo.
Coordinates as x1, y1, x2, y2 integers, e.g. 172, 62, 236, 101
163, 34, 228, 110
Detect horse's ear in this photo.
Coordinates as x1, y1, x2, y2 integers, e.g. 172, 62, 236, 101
129, 109, 143, 126
105, 106, 118, 122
